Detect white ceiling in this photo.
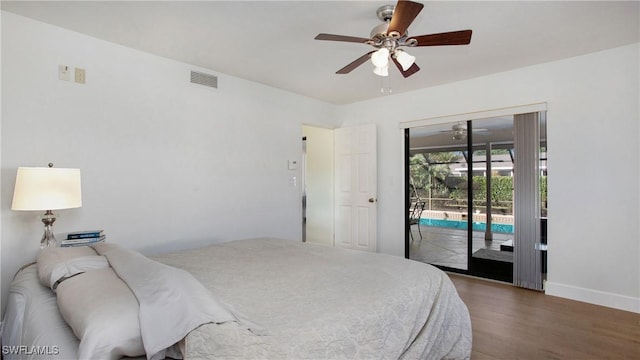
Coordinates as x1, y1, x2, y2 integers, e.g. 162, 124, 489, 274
2, 1, 639, 105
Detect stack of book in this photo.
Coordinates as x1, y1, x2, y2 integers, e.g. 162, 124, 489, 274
60, 230, 106, 247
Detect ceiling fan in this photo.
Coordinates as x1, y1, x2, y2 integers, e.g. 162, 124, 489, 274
440, 123, 489, 141
314, 0, 472, 78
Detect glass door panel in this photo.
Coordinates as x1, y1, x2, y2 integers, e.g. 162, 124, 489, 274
408, 123, 471, 271
468, 117, 515, 281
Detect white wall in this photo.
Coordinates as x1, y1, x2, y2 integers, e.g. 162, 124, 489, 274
339, 43, 640, 313
0, 12, 339, 312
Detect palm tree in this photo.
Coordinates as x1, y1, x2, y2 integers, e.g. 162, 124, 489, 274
410, 152, 463, 209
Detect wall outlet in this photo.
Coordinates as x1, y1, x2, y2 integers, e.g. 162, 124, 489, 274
58, 65, 70, 81
75, 68, 86, 84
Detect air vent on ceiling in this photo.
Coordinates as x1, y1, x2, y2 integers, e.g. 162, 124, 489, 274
190, 70, 218, 88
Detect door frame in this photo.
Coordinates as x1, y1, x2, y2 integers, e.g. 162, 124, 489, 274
302, 124, 378, 252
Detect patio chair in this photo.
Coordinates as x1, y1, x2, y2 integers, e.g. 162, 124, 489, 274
409, 201, 426, 242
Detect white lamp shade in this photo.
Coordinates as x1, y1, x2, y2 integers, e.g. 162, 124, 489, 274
12, 167, 82, 211
373, 65, 389, 77
395, 50, 416, 71
371, 48, 390, 68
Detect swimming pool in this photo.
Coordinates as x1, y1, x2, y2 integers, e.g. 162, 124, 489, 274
420, 218, 514, 234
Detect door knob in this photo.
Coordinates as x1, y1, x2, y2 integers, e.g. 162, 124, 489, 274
369, 198, 376, 203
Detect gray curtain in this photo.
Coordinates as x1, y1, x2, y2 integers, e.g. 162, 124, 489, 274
513, 112, 543, 290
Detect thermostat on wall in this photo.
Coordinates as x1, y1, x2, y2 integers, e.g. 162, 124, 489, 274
288, 160, 298, 170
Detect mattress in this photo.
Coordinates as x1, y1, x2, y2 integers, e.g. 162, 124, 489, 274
2, 238, 472, 359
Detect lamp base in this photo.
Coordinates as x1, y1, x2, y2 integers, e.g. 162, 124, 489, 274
40, 210, 58, 248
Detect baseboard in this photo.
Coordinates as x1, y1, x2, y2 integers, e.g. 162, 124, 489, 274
545, 281, 640, 313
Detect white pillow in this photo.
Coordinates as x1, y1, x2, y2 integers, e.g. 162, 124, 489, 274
51, 255, 110, 290
37, 246, 97, 288
56, 267, 145, 360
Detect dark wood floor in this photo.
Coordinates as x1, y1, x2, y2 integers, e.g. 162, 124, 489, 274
448, 274, 640, 359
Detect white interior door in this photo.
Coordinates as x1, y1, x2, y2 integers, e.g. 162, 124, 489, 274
334, 124, 377, 252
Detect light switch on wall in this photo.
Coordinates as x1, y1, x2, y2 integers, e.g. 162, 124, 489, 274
58, 65, 70, 81
288, 160, 298, 170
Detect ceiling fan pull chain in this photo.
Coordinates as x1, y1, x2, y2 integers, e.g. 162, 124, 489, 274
379, 74, 394, 94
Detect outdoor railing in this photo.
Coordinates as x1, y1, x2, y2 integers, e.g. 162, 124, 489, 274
413, 197, 514, 215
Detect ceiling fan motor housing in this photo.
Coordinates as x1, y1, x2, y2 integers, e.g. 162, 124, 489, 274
370, 22, 391, 41
372, 4, 411, 42
376, 4, 395, 22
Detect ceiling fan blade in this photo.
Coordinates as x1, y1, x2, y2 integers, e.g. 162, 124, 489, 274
409, 29, 472, 46
336, 51, 375, 74
387, 0, 424, 37
314, 33, 372, 44
392, 57, 420, 78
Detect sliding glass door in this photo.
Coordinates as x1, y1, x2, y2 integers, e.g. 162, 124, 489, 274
407, 115, 546, 284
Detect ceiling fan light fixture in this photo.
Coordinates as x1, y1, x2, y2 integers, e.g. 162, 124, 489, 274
371, 47, 390, 68
373, 64, 389, 77
395, 50, 416, 71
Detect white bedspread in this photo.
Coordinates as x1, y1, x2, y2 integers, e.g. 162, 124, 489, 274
152, 238, 472, 359
94, 243, 242, 360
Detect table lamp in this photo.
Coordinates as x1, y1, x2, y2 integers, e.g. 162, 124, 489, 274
11, 164, 82, 248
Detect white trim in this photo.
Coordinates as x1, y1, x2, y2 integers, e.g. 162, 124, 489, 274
399, 102, 548, 129
545, 281, 640, 313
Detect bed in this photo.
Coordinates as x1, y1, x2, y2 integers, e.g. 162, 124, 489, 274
2, 237, 472, 360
